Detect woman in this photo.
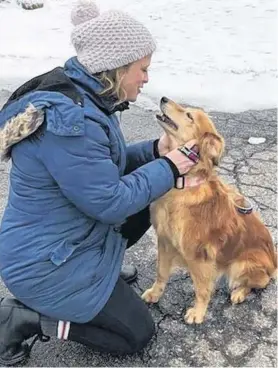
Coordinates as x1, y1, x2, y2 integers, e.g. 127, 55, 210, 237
0, 0, 200, 365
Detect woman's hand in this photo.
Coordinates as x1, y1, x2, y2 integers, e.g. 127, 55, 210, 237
157, 133, 171, 156
166, 140, 198, 176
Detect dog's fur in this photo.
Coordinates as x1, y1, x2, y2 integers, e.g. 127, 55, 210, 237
141, 97, 277, 324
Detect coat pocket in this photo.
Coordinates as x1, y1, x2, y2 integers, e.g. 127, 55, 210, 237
49, 224, 105, 266
50, 240, 76, 266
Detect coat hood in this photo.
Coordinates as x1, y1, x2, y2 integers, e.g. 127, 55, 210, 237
0, 104, 44, 161
0, 57, 129, 161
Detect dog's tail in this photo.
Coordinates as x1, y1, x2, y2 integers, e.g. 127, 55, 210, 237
270, 251, 277, 279
263, 242, 277, 280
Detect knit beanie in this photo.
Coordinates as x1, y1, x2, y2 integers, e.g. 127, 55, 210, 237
71, 0, 156, 74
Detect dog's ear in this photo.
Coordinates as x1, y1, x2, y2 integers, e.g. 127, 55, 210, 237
200, 132, 224, 165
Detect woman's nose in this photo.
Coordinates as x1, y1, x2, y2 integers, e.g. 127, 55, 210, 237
143, 73, 149, 84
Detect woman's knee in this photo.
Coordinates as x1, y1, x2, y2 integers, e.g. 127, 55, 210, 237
128, 312, 155, 353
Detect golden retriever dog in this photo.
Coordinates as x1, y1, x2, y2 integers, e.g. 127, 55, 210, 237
141, 96, 277, 324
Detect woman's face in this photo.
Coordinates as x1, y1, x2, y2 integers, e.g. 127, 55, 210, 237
120, 54, 152, 102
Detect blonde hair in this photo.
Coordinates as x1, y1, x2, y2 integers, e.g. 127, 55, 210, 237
95, 65, 130, 102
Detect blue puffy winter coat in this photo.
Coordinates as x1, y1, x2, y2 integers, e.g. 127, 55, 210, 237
0, 57, 174, 322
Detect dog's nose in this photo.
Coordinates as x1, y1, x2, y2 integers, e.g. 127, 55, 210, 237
161, 96, 169, 104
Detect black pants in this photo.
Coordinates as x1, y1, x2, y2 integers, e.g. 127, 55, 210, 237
69, 206, 154, 354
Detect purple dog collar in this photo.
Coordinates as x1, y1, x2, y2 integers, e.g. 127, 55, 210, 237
178, 146, 200, 163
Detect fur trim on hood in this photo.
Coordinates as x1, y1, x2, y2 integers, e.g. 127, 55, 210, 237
0, 104, 44, 161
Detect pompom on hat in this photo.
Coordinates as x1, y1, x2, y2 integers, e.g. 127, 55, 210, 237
71, 0, 156, 74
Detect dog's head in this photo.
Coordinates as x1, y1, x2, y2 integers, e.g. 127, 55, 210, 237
156, 96, 225, 176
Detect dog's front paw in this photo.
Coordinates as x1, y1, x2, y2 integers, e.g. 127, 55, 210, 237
230, 287, 249, 304
184, 307, 205, 324
141, 288, 161, 303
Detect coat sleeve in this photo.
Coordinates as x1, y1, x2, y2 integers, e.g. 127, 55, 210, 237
125, 140, 156, 174
39, 120, 174, 225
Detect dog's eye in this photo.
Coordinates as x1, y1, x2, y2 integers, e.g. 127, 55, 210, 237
186, 112, 194, 121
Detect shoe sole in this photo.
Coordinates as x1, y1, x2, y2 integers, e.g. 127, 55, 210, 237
0, 342, 29, 366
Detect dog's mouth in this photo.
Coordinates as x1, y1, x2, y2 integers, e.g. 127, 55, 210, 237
156, 113, 178, 131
